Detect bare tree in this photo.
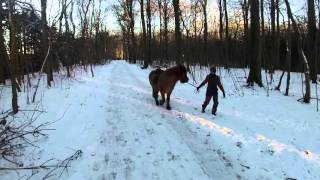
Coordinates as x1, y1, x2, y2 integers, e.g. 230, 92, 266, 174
270, 0, 276, 74
173, 0, 182, 63
241, 0, 249, 66
126, 0, 136, 63
139, 0, 148, 68
218, 0, 224, 40
157, 0, 163, 62
247, 0, 263, 87
307, 0, 317, 83
8, 0, 19, 113
284, 0, 311, 103
0, 1, 8, 85
223, 0, 229, 67
285, 20, 292, 96
163, 0, 169, 61
200, 0, 208, 62
146, 0, 151, 64
41, 0, 53, 87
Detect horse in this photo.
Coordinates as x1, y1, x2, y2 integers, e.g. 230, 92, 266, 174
149, 64, 189, 110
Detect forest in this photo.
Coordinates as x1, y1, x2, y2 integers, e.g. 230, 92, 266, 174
1, 0, 319, 113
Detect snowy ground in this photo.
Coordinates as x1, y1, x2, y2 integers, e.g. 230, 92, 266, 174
1, 60, 320, 180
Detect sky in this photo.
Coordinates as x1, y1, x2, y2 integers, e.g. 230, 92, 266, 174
29, 0, 306, 33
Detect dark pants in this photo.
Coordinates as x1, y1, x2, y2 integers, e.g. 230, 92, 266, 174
202, 94, 219, 114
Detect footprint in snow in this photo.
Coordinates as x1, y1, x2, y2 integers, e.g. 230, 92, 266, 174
167, 151, 181, 162
152, 172, 160, 180
146, 128, 155, 135
104, 154, 109, 166
93, 161, 101, 171
107, 172, 117, 180
236, 141, 243, 148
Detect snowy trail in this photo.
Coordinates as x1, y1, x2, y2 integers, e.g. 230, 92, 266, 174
120, 62, 238, 179
82, 60, 320, 180
67, 60, 320, 180
86, 61, 213, 180
121, 62, 240, 179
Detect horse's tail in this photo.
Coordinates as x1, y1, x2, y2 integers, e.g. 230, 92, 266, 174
149, 68, 164, 86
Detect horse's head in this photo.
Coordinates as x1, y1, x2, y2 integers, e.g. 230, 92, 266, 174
177, 64, 189, 83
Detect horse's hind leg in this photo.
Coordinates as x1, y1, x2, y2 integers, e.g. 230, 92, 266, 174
166, 92, 172, 110
153, 88, 159, 105
160, 91, 165, 105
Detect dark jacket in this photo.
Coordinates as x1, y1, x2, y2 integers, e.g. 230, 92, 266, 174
198, 74, 225, 96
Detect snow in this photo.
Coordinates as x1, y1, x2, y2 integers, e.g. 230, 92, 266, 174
1, 60, 320, 179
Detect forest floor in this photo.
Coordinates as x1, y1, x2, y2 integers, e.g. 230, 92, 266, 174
1, 60, 320, 180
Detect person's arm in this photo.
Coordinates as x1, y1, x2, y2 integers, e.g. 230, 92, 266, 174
197, 75, 209, 90
217, 77, 226, 97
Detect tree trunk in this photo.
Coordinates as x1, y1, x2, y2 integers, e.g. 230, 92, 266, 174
146, 0, 151, 65
270, 0, 276, 73
140, 0, 147, 68
247, 0, 263, 87
275, 71, 285, 90
260, 0, 265, 67
242, 0, 249, 67
0, 3, 7, 84
8, 0, 19, 114
284, 0, 311, 103
285, 21, 292, 96
129, 0, 136, 63
202, 0, 208, 63
275, 0, 280, 73
173, 0, 182, 63
41, 0, 53, 87
218, 0, 223, 40
307, 0, 317, 83
163, 0, 169, 61
223, 0, 229, 68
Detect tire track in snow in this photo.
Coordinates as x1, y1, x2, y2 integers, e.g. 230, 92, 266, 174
104, 63, 137, 180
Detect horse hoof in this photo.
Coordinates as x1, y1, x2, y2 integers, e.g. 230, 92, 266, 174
166, 106, 172, 110
156, 102, 159, 106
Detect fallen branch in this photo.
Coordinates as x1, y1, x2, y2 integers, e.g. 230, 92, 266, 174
43, 150, 83, 179
0, 110, 49, 166
240, 164, 250, 169
18, 109, 48, 113
0, 150, 82, 179
297, 97, 320, 103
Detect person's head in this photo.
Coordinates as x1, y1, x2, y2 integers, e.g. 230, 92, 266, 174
210, 67, 216, 74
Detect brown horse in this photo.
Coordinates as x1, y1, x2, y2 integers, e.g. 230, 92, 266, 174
149, 64, 189, 110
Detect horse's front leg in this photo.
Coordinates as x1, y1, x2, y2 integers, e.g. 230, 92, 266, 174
153, 89, 159, 105
160, 91, 165, 105
166, 92, 172, 110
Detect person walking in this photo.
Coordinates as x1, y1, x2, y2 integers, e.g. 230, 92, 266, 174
197, 67, 225, 115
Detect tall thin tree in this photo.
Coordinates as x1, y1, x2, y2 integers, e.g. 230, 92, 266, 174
146, 0, 151, 65
139, 0, 148, 68
247, 0, 263, 86
307, 0, 317, 83
284, 0, 311, 103
173, 0, 182, 63
0, 2, 8, 84
41, 0, 53, 87
8, 0, 19, 113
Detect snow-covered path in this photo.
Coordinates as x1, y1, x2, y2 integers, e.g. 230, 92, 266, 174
69, 61, 320, 179
1, 60, 320, 180
83, 61, 228, 180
